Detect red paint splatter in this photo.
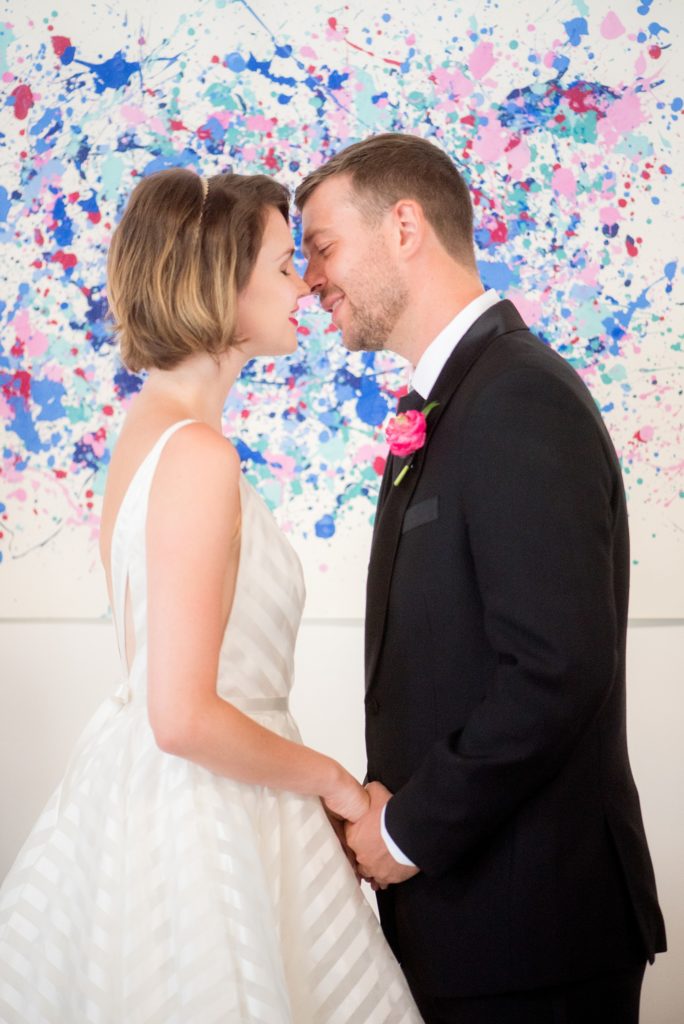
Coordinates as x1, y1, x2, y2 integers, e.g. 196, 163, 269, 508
51, 35, 72, 57
563, 85, 602, 116
263, 147, 280, 170
11, 84, 34, 120
626, 236, 638, 257
2, 370, 31, 405
51, 251, 78, 269
102, 405, 114, 416
373, 456, 386, 476
489, 220, 508, 244
649, 45, 661, 59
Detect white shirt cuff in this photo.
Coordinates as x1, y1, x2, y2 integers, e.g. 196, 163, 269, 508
380, 802, 417, 868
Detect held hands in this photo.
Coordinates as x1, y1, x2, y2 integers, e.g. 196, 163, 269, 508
322, 766, 370, 824
345, 781, 420, 888
322, 766, 370, 884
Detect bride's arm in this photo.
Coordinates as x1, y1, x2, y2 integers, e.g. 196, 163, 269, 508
146, 423, 368, 824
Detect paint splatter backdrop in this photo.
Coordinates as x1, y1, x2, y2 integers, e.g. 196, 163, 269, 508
0, 0, 681, 616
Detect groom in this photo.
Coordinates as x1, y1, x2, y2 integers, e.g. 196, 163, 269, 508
297, 133, 665, 1023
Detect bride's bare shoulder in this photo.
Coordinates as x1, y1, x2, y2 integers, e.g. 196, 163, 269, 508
100, 417, 240, 567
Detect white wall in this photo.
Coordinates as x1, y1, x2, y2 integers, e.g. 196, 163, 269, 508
1, 618, 682, 1021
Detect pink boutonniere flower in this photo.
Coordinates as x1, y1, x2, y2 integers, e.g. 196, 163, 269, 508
385, 401, 439, 486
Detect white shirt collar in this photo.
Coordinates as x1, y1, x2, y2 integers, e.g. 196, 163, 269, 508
410, 290, 500, 399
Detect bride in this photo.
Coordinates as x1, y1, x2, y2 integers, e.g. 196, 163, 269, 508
0, 169, 422, 1023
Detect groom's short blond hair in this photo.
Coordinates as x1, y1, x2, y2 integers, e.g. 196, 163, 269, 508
295, 133, 476, 268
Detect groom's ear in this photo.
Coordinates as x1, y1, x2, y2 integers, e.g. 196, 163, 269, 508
391, 199, 425, 261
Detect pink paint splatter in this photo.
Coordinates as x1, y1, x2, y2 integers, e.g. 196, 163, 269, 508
430, 65, 473, 99
13, 310, 49, 358
599, 205, 622, 225
509, 292, 543, 326
598, 92, 645, 147
600, 12, 625, 40
472, 121, 510, 162
506, 136, 531, 176
552, 167, 577, 198
469, 41, 495, 80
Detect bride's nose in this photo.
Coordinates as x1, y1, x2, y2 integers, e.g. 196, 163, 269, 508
294, 272, 310, 301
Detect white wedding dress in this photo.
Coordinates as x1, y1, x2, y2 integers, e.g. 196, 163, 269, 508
0, 421, 422, 1024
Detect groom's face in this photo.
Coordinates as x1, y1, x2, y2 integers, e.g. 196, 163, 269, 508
301, 175, 408, 352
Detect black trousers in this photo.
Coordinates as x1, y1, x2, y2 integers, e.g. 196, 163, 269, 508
406, 964, 646, 1024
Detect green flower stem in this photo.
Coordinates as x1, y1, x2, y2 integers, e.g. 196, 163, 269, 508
393, 464, 410, 487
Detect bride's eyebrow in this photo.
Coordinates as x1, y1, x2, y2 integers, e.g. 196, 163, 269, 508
274, 247, 295, 261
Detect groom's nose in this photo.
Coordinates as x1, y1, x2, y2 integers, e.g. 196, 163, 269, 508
303, 256, 325, 298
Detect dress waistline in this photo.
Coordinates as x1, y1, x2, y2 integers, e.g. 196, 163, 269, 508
110, 685, 288, 715
228, 696, 289, 713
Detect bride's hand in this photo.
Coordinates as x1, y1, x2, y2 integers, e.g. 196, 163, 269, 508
322, 767, 370, 824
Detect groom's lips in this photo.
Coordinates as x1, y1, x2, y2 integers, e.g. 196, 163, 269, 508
324, 295, 345, 326
322, 293, 344, 313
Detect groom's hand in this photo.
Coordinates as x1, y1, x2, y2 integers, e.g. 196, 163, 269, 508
345, 781, 419, 887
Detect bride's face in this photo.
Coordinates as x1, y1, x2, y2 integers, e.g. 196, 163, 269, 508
235, 206, 309, 357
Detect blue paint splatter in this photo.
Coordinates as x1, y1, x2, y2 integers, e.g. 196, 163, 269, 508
564, 18, 589, 47
74, 50, 141, 94
315, 514, 335, 538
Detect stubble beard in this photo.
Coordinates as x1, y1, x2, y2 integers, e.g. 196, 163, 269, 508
341, 259, 409, 353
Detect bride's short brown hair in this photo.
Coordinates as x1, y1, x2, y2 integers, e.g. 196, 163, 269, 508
107, 169, 290, 372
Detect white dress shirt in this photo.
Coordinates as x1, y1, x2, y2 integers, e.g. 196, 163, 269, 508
379, 289, 500, 869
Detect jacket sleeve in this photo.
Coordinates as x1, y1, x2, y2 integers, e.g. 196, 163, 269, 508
385, 365, 623, 876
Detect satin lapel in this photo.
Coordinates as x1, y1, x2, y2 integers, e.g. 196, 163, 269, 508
365, 300, 527, 691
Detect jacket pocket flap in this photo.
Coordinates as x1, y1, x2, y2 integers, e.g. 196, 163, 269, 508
402, 495, 439, 534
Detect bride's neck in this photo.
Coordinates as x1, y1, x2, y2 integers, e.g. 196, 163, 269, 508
142, 349, 247, 431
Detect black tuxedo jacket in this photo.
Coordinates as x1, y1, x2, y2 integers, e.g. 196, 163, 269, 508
365, 300, 666, 998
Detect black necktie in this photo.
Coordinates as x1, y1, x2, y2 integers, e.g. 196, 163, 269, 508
396, 389, 425, 414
